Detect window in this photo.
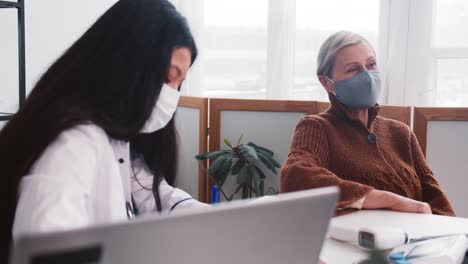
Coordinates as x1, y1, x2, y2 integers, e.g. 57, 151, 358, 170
173, 0, 468, 107
197, 0, 268, 99
293, 0, 380, 101
176, 0, 380, 101
432, 0, 468, 106
433, 0, 468, 48
436, 59, 468, 106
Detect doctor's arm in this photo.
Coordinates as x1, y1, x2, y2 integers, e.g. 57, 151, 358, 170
131, 162, 209, 215
13, 126, 99, 238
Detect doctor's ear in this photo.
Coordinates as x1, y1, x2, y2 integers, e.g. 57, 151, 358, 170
318, 75, 336, 94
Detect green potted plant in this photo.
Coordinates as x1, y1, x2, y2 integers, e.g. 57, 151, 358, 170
195, 135, 281, 201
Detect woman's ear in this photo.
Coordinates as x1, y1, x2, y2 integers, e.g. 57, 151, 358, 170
318, 75, 336, 94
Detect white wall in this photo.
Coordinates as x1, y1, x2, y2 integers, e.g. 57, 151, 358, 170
0, 0, 118, 110
25, 0, 118, 93
426, 121, 468, 218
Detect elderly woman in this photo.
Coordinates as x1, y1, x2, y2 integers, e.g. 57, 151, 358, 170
281, 31, 454, 216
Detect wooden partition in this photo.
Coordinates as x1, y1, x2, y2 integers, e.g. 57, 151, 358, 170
175, 96, 208, 202
208, 98, 318, 201
317, 102, 412, 126
176, 96, 465, 212
414, 107, 468, 217
413, 107, 468, 155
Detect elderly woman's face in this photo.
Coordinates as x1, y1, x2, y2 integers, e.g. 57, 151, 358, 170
321, 42, 377, 93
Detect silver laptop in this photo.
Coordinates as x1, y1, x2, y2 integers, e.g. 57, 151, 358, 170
10, 187, 338, 264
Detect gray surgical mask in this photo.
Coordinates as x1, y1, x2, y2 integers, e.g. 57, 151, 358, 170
327, 70, 382, 109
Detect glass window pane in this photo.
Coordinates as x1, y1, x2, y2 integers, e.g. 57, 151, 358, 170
435, 58, 468, 106
199, 0, 268, 98
433, 0, 468, 48
294, 0, 380, 101
0, 8, 19, 113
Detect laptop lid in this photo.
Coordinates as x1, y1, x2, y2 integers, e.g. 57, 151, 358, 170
11, 187, 338, 264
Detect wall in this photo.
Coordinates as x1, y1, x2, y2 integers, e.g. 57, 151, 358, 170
0, 0, 118, 114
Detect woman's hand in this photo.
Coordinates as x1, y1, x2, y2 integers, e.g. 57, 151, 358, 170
362, 190, 432, 214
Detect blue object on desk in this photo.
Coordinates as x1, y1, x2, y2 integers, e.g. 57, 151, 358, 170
211, 185, 220, 204
389, 252, 405, 261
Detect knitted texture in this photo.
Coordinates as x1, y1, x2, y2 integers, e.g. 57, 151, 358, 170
281, 95, 455, 216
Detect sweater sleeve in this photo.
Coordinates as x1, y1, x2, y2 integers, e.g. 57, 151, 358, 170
410, 132, 455, 216
280, 116, 374, 208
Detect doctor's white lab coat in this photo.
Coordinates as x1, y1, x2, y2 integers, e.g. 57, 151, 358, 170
12, 124, 207, 238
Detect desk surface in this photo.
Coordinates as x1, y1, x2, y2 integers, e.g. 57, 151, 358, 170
320, 210, 468, 264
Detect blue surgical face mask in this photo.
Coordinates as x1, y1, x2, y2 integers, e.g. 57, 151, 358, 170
327, 70, 382, 109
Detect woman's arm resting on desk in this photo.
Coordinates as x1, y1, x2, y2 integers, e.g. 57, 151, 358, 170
362, 190, 432, 214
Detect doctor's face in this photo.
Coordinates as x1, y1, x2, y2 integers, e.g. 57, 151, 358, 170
166, 47, 192, 90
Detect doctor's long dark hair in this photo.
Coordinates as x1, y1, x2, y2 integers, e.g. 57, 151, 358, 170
0, 0, 196, 261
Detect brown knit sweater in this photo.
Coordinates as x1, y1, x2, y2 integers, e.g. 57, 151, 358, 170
281, 95, 455, 216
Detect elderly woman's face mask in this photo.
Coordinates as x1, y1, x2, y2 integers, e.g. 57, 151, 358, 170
327, 70, 382, 109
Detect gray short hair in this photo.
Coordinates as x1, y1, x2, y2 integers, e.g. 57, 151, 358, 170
316, 31, 373, 78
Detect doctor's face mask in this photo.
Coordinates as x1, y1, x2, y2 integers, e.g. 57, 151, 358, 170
140, 47, 191, 133
140, 83, 180, 133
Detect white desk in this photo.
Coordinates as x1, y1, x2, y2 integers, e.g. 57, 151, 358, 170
320, 210, 468, 264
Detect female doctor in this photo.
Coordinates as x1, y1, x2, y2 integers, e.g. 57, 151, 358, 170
0, 0, 207, 260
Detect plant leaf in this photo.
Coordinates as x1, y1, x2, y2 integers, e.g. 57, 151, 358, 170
231, 159, 245, 176
247, 142, 274, 157
207, 150, 230, 159
259, 179, 265, 196
224, 138, 233, 148
236, 165, 249, 185
249, 165, 261, 197
262, 152, 281, 168
195, 152, 209, 160
246, 142, 281, 168
257, 152, 277, 174
254, 165, 267, 179
216, 157, 232, 187
236, 134, 244, 146
209, 154, 229, 175
242, 145, 259, 160
195, 150, 228, 160
195, 154, 207, 160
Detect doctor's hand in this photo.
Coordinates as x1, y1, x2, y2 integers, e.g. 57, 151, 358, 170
363, 190, 432, 214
